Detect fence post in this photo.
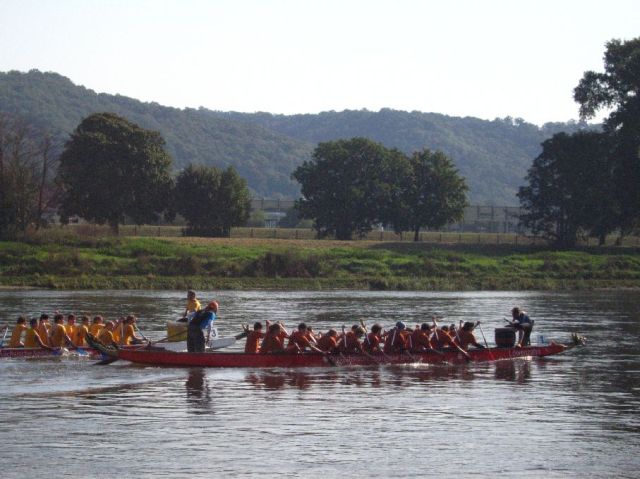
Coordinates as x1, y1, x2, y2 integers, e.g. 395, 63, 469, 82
250, 228, 254, 238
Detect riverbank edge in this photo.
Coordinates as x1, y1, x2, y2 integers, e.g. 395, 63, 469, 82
1, 275, 639, 291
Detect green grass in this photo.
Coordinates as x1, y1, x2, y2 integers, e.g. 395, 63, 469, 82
1, 235, 639, 290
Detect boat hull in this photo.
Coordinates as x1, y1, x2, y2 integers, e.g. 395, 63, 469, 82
115, 343, 569, 368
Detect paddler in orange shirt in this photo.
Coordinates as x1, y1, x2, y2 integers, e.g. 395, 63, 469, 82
50, 314, 74, 348
244, 322, 265, 353
287, 322, 316, 353
384, 321, 410, 354
340, 325, 365, 354
456, 322, 485, 351
363, 324, 383, 353
8, 316, 28, 348
260, 323, 287, 354
317, 329, 339, 353
411, 323, 434, 352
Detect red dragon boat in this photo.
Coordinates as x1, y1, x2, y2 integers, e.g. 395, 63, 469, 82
92, 340, 579, 368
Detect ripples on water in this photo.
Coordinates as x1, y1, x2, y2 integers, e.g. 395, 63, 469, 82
0, 290, 639, 478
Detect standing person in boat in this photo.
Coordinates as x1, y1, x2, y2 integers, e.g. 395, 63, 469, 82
260, 322, 287, 354
50, 314, 75, 348
244, 322, 266, 353
74, 315, 90, 347
363, 324, 383, 353
187, 301, 218, 353
182, 290, 202, 322
511, 307, 533, 347
7, 316, 28, 348
317, 329, 339, 353
37, 314, 52, 347
456, 322, 485, 350
24, 318, 52, 349
120, 315, 146, 345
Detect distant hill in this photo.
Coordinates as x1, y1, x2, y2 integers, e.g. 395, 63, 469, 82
0, 70, 593, 204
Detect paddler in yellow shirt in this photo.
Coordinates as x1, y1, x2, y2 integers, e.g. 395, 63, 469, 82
120, 315, 146, 345
98, 321, 118, 348
24, 318, 52, 349
50, 314, 74, 348
66, 314, 77, 344
182, 290, 201, 321
74, 315, 90, 347
37, 314, 52, 346
89, 316, 105, 337
8, 316, 28, 347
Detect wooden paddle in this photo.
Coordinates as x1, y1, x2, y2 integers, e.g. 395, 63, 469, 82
476, 322, 495, 360
0, 325, 9, 347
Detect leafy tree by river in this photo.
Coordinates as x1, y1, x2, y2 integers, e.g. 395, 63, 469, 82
292, 138, 407, 240
293, 139, 468, 241
395, 149, 468, 241
57, 113, 174, 233
175, 164, 251, 237
519, 37, 640, 246
574, 37, 640, 238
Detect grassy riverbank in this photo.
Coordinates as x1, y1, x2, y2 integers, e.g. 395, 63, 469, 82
1, 235, 639, 290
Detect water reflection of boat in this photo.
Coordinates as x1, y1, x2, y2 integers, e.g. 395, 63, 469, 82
98, 341, 578, 368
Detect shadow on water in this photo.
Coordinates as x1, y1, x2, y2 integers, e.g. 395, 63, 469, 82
240, 360, 544, 391
185, 368, 212, 413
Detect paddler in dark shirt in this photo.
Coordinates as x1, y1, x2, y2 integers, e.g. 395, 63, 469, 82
510, 307, 533, 347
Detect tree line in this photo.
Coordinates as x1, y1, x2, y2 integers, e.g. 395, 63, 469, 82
1, 37, 637, 246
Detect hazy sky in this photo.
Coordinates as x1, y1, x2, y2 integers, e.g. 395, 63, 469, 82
0, 0, 638, 125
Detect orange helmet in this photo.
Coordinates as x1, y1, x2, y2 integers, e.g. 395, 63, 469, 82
208, 301, 219, 313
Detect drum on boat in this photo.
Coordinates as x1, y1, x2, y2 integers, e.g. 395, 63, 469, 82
494, 327, 516, 347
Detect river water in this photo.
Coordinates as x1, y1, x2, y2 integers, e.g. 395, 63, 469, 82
0, 289, 638, 478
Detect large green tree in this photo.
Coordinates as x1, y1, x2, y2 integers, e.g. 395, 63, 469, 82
574, 37, 640, 237
292, 137, 407, 240
396, 149, 468, 241
57, 113, 173, 233
518, 131, 612, 247
174, 164, 251, 237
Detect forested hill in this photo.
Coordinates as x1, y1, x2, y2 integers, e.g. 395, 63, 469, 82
1, 70, 591, 204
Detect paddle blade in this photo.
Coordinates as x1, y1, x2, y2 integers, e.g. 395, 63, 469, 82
208, 337, 236, 350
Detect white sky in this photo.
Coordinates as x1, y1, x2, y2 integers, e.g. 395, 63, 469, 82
0, 0, 638, 125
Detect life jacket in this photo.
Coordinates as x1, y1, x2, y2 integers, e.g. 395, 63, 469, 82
245, 331, 265, 353
260, 333, 284, 354
411, 329, 431, 351
287, 330, 311, 351
363, 332, 381, 353
430, 329, 454, 349
383, 328, 407, 353
317, 334, 338, 352
340, 331, 363, 353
